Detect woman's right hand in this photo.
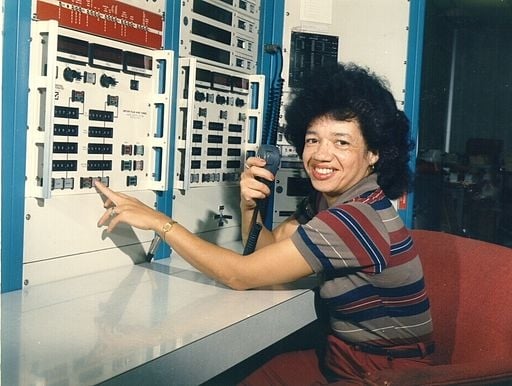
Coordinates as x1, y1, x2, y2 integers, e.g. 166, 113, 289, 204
240, 156, 275, 210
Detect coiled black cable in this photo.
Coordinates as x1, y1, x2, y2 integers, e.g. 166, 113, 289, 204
262, 44, 284, 146
243, 45, 284, 256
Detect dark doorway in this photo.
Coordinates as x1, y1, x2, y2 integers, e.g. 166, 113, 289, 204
414, 0, 512, 247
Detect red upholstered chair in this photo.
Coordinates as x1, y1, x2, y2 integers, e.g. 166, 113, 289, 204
371, 230, 512, 385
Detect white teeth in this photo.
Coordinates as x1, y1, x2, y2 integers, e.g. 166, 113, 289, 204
315, 168, 333, 175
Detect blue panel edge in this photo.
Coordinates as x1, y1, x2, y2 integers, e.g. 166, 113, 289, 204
402, 0, 426, 229
1, 1, 32, 292
258, 0, 285, 229
153, 0, 181, 259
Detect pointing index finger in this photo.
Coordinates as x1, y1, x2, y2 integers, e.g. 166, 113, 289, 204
94, 180, 117, 203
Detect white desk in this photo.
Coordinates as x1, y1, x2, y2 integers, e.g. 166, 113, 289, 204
2, 248, 317, 385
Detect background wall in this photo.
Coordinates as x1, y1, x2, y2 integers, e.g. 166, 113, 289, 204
419, 0, 512, 158
414, 0, 512, 246
281, 0, 410, 109
450, 28, 512, 156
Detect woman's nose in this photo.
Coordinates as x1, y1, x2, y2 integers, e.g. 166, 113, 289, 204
313, 139, 332, 160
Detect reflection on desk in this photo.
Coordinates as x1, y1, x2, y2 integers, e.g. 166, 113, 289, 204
2, 248, 317, 385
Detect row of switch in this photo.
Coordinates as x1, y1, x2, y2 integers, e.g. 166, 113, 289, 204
189, 172, 241, 184
197, 108, 246, 121
50, 174, 138, 190
195, 91, 245, 107
62, 66, 140, 91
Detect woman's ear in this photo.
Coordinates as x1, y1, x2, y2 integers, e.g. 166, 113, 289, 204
368, 150, 379, 166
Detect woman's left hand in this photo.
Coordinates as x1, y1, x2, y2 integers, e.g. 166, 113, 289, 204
95, 180, 170, 233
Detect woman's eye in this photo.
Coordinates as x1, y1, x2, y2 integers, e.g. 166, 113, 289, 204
305, 137, 318, 144
335, 140, 349, 146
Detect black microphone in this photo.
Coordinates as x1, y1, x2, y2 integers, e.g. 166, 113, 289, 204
256, 144, 281, 184
243, 144, 281, 255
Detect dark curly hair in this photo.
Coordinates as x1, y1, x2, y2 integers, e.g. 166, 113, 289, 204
284, 62, 415, 199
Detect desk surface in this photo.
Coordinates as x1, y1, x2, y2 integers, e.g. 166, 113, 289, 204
2, 245, 317, 385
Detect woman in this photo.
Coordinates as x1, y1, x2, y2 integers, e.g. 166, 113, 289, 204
95, 63, 434, 384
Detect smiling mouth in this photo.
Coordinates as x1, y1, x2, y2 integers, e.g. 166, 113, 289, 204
314, 167, 334, 175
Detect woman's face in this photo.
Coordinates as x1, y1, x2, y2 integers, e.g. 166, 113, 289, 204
302, 116, 379, 206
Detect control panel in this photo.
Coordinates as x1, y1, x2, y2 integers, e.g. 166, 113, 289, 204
180, 0, 261, 74
288, 31, 339, 88
174, 57, 264, 191
25, 20, 173, 199
22, 19, 173, 286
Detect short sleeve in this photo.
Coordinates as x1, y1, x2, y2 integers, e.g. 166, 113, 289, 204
290, 202, 390, 276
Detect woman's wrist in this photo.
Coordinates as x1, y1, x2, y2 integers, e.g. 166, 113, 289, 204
240, 200, 257, 212
160, 219, 178, 241
154, 215, 175, 238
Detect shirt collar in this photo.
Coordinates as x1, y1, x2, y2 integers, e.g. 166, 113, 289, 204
332, 174, 380, 207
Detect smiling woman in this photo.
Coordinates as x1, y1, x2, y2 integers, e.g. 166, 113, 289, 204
302, 117, 379, 206
95, 62, 433, 385
285, 63, 414, 201
239, 63, 433, 384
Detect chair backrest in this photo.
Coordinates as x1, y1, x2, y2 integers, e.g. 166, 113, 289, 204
411, 229, 512, 365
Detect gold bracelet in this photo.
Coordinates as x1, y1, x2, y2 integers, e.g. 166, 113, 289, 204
162, 219, 177, 240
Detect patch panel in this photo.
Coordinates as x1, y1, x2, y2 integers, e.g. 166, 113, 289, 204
228, 124, 242, 132
54, 106, 80, 119
107, 95, 119, 107
174, 58, 264, 190
88, 143, 113, 154
134, 161, 144, 171
126, 176, 138, 186
83, 71, 97, 85
226, 160, 241, 169
222, 172, 240, 182
27, 20, 172, 201
121, 160, 132, 171
79, 177, 95, 189
201, 173, 221, 182
88, 126, 113, 138
54, 124, 79, 136
206, 160, 221, 169
88, 109, 114, 122
207, 148, 222, 156
209, 122, 224, 131
52, 160, 78, 171
53, 142, 78, 153
134, 145, 144, 156
51, 177, 75, 190
121, 144, 133, 155
22, 7, 173, 286
71, 90, 85, 103
207, 135, 223, 144
79, 176, 110, 189
87, 160, 112, 171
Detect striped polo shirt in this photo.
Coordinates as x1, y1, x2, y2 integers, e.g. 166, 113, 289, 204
291, 174, 433, 346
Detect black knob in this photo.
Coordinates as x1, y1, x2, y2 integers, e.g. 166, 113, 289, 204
63, 67, 82, 82
100, 74, 117, 88
216, 95, 226, 105
195, 91, 206, 102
